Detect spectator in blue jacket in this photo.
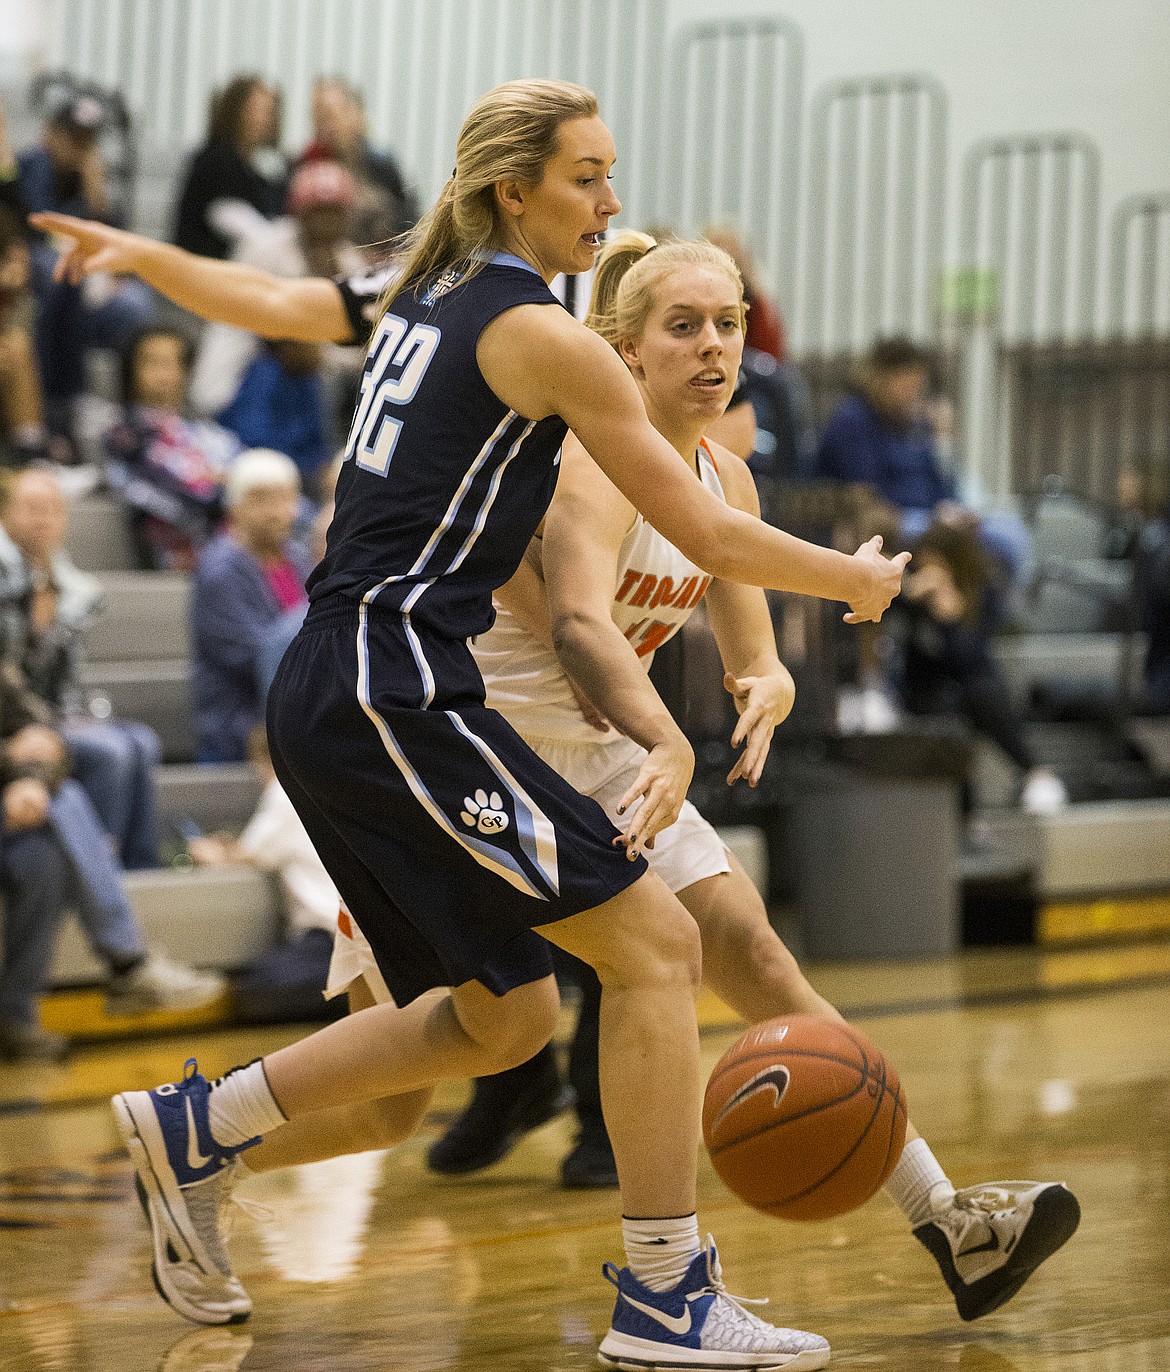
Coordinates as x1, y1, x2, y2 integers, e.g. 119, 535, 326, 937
218, 339, 330, 494
816, 338, 955, 530
816, 337, 1031, 596
190, 449, 312, 763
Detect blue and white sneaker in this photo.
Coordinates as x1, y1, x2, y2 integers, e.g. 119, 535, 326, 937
113, 1059, 259, 1325
598, 1237, 830, 1370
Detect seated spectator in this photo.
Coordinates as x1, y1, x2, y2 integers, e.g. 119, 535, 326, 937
172, 75, 287, 261
0, 466, 163, 867
893, 522, 1067, 815
17, 91, 154, 447
102, 326, 241, 570
191, 449, 311, 763
298, 76, 418, 247
188, 159, 365, 439
0, 202, 52, 467
0, 662, 222, 1061
187, 726, 342, 1024
217, 340, 329, 493
816, 337, 1031, 595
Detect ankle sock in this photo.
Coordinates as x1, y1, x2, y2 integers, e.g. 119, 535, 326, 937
207, 1059, 287, 1147
885, 1138, 953, 1227
622, 1214, 700, 1292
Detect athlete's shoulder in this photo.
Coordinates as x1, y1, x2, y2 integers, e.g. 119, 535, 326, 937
702, 437, 760, 512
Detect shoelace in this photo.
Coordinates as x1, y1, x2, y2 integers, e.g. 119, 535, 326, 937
687, 1237, 770, 1317
217, 1163, 272, 1243
951, 1181, 1037, 1218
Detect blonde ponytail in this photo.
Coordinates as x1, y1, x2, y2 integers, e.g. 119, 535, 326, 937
379, 78, 599, 318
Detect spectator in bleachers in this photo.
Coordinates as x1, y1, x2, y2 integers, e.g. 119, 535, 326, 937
218, 339, 329, 494
297, 76, 419, 248
1, 99, 53, 469
894, 521, 1068, 815
172, 75, 287, 262
0, 202, 52, 468
102, 326, 241, 571
816, 338, 1031, 595
187, 159, 365, 456
16, 92, 154, 450
1135, 491, 1170, 716
0, 660, 222, 1062
0, 466, 165, 866
817, 338, 954, 530
190, 449, 311, 764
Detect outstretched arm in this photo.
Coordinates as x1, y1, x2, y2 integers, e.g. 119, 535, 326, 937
28, 212, 355, 343
478, 304, 910, 622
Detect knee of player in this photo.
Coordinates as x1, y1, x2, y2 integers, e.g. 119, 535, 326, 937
481, 983, 559, 1073
614, 908, 703, 994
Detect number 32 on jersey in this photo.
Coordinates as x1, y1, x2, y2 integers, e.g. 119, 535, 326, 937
344, 312, 441, 477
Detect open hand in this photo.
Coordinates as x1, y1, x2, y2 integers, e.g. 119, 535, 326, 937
724, 668, 795, 786
612, 735, 694, 860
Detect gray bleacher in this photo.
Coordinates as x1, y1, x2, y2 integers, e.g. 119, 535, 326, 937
50, 496, 272, 985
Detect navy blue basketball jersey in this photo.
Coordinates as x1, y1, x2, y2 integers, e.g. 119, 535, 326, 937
309, 254, 568, 638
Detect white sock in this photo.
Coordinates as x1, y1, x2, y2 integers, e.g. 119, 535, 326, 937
207, 1060, 287, 1147
885, 1138, 953, 1226
622, 1214, 701, 1293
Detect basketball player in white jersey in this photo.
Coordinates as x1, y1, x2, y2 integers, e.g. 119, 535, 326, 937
335, 231, 1081, 1324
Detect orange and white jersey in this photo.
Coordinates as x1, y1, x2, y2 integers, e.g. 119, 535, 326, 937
472, 439, 726, 746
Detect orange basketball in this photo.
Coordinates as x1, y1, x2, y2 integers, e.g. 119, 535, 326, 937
703, 1015, 908, 1222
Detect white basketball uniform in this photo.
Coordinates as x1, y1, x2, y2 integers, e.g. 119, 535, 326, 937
328, 437, 736, 1001
473, 435, 734, 892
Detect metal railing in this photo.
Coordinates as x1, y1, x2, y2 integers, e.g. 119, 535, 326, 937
44, 0, 669, 227
800, 74, 946, 355
1110, 191, 1170, 340
655, 16, 804, 315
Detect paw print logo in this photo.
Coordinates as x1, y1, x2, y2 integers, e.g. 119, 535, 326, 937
461, 789, 510, 836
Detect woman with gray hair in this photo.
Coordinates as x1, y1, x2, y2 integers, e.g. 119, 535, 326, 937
190, 448, 312, 763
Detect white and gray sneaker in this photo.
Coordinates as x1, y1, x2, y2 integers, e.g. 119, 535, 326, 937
914, 1180, 1080, 1320
107, 954, 225, 1017
599, 1237, 830, 1370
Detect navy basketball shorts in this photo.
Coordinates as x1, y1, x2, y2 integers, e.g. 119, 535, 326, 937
266, 600, 649, 1007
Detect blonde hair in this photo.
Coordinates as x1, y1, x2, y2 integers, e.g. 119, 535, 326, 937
585, 231, 747, 349
381, 78, 599, 314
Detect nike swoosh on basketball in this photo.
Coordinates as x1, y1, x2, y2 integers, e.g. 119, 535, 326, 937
185, 1099, 214, 1170
621, 1293, 692, 1335
711, 1065, 792, 1133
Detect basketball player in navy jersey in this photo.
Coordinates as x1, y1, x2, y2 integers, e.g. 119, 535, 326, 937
35, 81, 909, 1368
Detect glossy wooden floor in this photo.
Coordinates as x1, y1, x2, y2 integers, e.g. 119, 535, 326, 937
3, 943, 1169, 1372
